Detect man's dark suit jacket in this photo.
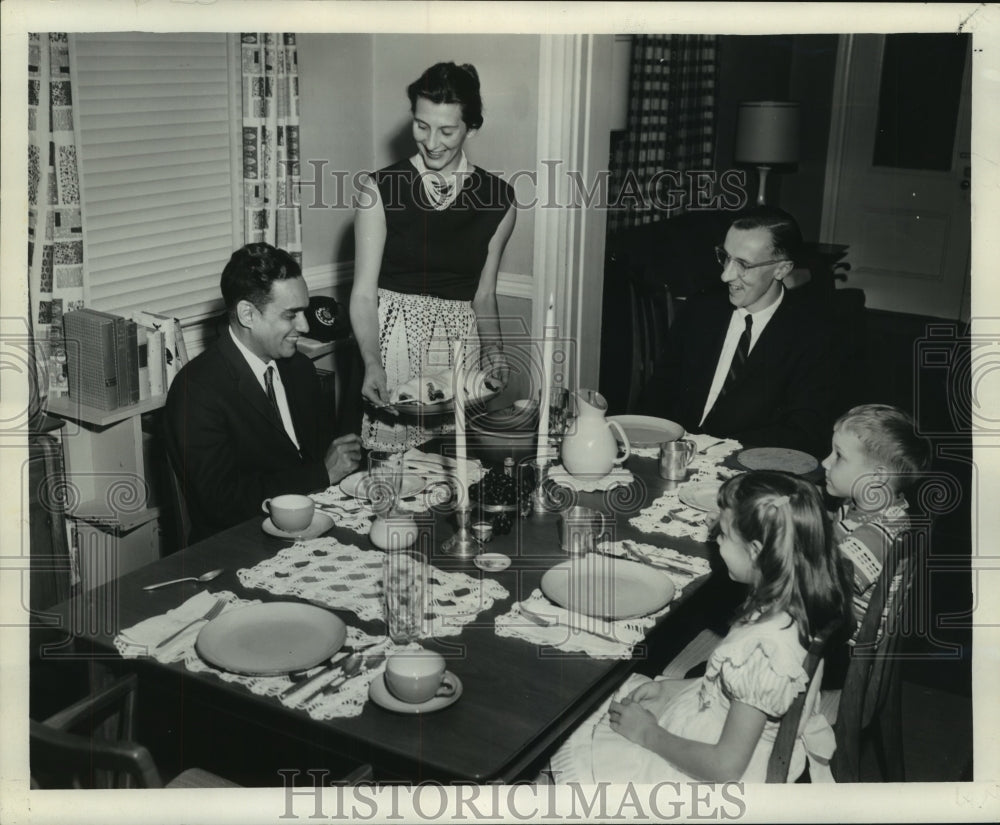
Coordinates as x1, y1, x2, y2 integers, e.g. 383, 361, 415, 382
661, 288, 837, 458
164, 330, 332, 543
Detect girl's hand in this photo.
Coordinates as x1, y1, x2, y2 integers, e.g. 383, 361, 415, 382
626, 678, 680, 718
608, 697, 659, 747
362, 363, 395, 412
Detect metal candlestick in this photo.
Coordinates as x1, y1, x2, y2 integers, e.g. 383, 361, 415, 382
441, 508, 482, 558
528, 458, 553, 515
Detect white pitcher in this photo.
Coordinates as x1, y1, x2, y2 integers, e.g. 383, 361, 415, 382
560, 390, 631, 477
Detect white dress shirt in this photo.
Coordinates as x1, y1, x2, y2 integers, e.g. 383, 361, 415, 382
229, 327, 301, 450
700, 288, 785, 426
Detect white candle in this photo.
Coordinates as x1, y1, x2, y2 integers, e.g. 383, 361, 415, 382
453, 339, 468, 509
536, 292, 555, 466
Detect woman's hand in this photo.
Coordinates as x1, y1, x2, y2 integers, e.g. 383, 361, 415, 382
608, 696, 660, 748
361, 363, 394, 410
481, 345, 509, 388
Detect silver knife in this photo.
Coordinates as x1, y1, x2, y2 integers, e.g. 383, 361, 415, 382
519, 606, 626, 646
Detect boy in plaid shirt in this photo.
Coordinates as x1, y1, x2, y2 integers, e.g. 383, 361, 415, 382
820, 404, 930, 641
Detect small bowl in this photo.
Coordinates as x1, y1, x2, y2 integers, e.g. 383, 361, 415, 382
471, 521, 494, 543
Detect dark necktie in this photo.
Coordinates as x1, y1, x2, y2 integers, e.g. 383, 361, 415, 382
264, 365, 281, 419
719, 314, 753, 399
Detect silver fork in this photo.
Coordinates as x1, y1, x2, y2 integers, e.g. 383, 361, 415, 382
155, 596, 227, 650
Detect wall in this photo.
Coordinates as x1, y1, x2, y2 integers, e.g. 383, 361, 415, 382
713, 34, 838, 241
297, 34, 540, 396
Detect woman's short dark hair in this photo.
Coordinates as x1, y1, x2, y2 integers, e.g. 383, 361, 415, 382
220, 242, 301, 319
731, 205, 803, 261
406, 62, 484, 130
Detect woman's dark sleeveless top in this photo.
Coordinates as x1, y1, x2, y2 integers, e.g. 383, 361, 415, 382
373, 158, 514, 301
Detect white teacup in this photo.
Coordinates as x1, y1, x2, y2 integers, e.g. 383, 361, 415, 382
384, 648, 458, 704
262, 494, 315, 532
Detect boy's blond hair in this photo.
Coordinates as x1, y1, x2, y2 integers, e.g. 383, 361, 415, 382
834, 404, 931, 493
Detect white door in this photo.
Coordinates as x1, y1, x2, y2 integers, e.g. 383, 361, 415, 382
822, 34, 972, 320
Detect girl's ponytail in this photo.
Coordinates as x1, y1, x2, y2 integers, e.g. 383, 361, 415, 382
720, 472, 852, 644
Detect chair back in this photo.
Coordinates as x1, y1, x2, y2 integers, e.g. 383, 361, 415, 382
766, 620, 838, 782
30, 674, 164, 788
831, 528, 923, 782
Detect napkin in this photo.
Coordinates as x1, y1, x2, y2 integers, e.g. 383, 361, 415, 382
596, 539, 711, 589
404, 447, 483, 478
494, 590, 651, 660
548, 464, 634, 493
114, 590, 243, 662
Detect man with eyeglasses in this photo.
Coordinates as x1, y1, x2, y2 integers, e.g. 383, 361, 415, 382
657, 206, 836, 458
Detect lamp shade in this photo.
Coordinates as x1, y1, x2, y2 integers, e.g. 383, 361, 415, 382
735, 101, 800, 165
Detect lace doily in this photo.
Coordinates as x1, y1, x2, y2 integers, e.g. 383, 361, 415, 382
547, 464, 635, 493
629, 439, 743, 541
496, 587, 672, 660
237, 536, 509, 638
310, 452, 486, 537
113, 590, 402, 720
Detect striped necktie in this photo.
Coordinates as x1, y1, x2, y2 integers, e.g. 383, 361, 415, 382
264, 365, 281, 418
719, 314, 753, 399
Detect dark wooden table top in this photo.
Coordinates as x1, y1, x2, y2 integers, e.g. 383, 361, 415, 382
47, 452, 719, 783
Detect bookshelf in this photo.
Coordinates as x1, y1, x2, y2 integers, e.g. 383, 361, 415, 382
44, 393, 168, 592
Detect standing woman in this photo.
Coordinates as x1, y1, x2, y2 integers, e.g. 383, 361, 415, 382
350, 62, 516, 450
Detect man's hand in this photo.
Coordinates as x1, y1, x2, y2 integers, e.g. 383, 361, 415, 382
324, 433, 363, 483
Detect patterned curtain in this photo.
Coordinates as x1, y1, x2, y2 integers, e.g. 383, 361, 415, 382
28, 32, 85, 400
240, 33, 302, 263
607, 35, 718, 235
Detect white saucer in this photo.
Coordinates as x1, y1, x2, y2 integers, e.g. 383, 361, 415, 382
474, 553, 511, 572
262, 511, 334, 539
369, 671, 463, 714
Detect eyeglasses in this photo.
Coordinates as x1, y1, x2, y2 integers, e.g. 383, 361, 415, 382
714, 246, 790, 277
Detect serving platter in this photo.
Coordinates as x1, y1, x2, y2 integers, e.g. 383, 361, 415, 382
339, 472, 425, 500
607, 415, 686, 447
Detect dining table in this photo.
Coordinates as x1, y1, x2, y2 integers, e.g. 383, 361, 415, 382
44, 431, 752, 784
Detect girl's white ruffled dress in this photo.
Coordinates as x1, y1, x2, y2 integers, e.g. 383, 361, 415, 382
549, 611, 836, 784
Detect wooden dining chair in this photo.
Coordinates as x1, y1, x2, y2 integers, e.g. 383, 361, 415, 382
820, 528, 923, 782
30, 673, 238, 788
766, 621, 840, 783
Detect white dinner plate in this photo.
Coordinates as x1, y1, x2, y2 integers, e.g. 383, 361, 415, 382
607, 415, 686, 447
262, 511, 334, 539
369, 671, 463, 714
540, 555, 675, 619
736, 447, 819, 475
678, 482, 723, 512
195, 602, 346, 675
339, 472, 425, 500
381, 386, 501, 417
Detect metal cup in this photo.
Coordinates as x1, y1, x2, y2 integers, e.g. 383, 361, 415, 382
558, 506, 610, 556
658, 439, 696, 481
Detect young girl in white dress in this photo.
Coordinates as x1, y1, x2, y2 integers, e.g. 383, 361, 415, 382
547, 470, 853, 784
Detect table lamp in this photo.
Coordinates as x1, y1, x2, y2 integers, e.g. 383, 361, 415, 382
735, 101, 800, 205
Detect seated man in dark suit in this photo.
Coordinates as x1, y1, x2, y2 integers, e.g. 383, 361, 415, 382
661, 206, 836, 458
165, 243, 362, 542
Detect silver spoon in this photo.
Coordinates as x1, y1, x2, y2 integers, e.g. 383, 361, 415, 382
302, 652, 365, 703
142, 568, 224, 591
323, 652, 387, 696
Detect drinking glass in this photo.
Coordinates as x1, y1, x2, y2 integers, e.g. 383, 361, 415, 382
368, 450, 404, 515
382, 550, 426, 644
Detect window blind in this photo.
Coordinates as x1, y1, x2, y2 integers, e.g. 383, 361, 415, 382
74, 33, 236, 322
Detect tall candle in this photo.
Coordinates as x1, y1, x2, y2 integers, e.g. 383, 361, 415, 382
536, 292, 555, 466
452, 339, 468, 509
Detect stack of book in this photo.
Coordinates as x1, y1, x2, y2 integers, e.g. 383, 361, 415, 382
62, 308, 188, 409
